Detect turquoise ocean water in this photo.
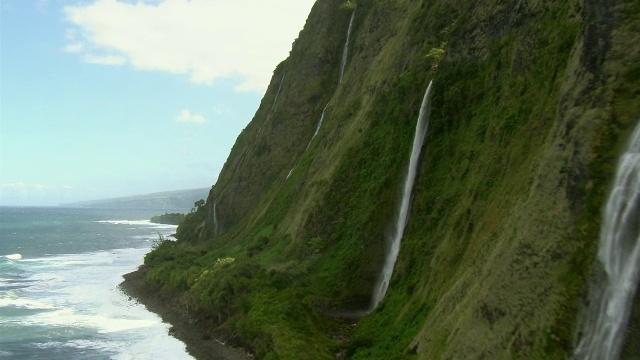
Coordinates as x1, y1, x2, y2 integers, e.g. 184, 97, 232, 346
0, 206, 193, 359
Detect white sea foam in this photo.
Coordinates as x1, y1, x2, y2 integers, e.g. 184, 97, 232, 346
132, 234, 162, 241
0, 210, 192, 359
112, 330, 193, 360
95, 220, 178, 229
32, 337, 193, 360
34, 339, 121, 351
22, 259, 111, 268
20, 249, 138, 267
95, 220, 153, 226
23, 308, 157, 333
5, 254, 22, 260
11, 247, 157, 334
0, 296, 58, 310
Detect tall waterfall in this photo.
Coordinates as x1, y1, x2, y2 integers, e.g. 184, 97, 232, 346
574, 122, 640, 360
339, 11, 355, 83
371, 81, 434, 309
306, 104, 329, 151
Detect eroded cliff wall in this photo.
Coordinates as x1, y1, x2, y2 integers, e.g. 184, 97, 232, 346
144, 0, 640, 358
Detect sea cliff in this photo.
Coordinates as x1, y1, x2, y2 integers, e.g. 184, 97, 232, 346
124, 0, 640, 358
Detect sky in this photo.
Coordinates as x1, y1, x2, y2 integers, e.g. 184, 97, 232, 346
0, 0, 316, 206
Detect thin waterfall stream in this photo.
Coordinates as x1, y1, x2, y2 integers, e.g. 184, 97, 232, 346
213, 12, 344, 229
339, 11, 355, 83
286, 12, 355, 181
213, 201, 219, 236
574, 121, 640, 360
273, 73, 285, 108
306, 104, 329, 151
371, 80, 434, 309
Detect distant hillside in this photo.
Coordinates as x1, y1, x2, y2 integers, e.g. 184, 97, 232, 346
61, 188, 209, 211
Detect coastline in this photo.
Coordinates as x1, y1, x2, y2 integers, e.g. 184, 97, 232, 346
119, 266, 252, 360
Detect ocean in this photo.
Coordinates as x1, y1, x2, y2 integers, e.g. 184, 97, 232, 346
0, 206, 194, 359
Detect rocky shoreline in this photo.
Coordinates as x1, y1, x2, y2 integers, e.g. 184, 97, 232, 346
119, 266, 252, 360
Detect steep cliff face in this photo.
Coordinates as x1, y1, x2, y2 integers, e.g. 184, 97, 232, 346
144, 0, 640, 358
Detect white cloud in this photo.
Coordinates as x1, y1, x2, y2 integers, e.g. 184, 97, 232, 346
63, 0, 316, 92
175, 109, 206, 123
83, 54, 127, 65
0, 182, 28, 190
0, 183, 76, 206
0, 183, 73, 190
63, 42, 85, 53
212, 104, 231, 115
0, 183, 74, 196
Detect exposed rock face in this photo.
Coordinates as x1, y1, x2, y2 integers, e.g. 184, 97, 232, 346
142, 0, 640, 358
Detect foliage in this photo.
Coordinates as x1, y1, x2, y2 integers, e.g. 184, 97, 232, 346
192, 199, 205, 212
341, 0, 356, 10
135, 0, 640, 358
175, 200, 208, 242
150, 233, 170, 250
425, 44, 446, 70
150, 212, 186, 225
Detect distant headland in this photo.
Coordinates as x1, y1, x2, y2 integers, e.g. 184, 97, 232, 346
60, 188, 209, 211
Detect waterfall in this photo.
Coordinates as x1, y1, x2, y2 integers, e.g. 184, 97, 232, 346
213, 201, 219, 236
283, 12, 355, 183
232, 153, 247, 180
273, 73, 285, 108
574, 122, 640, 360
371, 80, 434, 309
339, 11, 355, 83
306, 103, 329, 151
285, 103, 326, 182
305, 11, 353, 151
285, 12, 354, 183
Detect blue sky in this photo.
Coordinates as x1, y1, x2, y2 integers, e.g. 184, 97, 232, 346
0, 0, 315, 206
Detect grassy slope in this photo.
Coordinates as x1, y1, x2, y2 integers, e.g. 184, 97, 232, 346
142, 0, 640, 359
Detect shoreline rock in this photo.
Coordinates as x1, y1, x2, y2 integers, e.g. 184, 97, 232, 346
119, 266, 252, 360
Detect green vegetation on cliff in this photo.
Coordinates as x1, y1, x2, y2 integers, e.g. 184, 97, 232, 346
139, 0, 640, 359
150, 212, 186, 225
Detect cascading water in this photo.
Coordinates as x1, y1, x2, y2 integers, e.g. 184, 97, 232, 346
232, 153, 247, 179
574, 122, 640, 360
306, 104, 329, 151
339, 11, 355, 83
285, 13, 355, 182
273, 73, 285, 108
285, 104, 327, 182
371, 80, 434, 309
213, 201, 219, 236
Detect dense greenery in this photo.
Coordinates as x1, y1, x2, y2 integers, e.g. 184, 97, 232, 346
138, 0, 640, 359
150, 212, 186, 225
